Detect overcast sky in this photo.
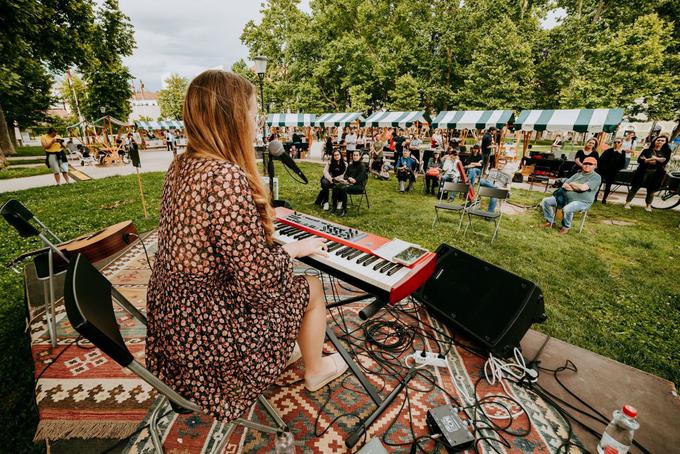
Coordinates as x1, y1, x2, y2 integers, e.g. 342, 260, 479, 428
111, 1, 559, 92
113, 0, 311, 92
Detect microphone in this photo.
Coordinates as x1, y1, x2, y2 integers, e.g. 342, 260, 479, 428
267, 140, 308, 184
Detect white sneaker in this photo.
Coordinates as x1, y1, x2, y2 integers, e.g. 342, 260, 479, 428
645, 205, 652, 212
322, 202, 329, 211
623, 202, 631, 209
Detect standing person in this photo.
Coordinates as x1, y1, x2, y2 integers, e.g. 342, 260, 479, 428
369, 133, 385, 178
323, 135, 334, 161
541, 157, 601, 234
345, 127, 357, 163
165, 129, 176, 155
424, 150, 443, 195
409, 133, 422, 170
40, 127, 71, 185
331, 150, 367, 216
393, 129, 406, 164
481, 127, 497, 173
624, 135, 672, 211
431, 129, 444, 149
597, 139, 626, 204
146, 71, 348, 426
621, 130, 637, 168
573, 138, 599, 171
315, 150, 346, 210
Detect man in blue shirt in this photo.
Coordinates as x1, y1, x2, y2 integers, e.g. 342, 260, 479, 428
396, 149, 419, 192
541, 156, 601, 234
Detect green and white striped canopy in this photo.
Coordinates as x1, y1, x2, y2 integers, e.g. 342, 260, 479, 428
135, 121, 162, 130
431, 110, 514, 130
158, 120, 184, 129
266, 113, 316, 127
361, 111, 428, 128
515, 109, 624, 133
315, 112, 365, 127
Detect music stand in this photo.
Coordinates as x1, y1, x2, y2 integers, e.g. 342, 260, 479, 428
2, 199, 147, 347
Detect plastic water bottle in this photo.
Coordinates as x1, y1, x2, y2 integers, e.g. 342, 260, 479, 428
597, 405, 640, 454
275, 431, 295, 454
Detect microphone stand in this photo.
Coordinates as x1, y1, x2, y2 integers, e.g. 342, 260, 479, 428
265, 149, 291, 208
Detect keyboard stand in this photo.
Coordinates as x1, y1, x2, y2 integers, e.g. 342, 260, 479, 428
324, 295, 406, 449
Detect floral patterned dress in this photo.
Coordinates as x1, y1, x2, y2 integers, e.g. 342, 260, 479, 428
146, 155, 310, 421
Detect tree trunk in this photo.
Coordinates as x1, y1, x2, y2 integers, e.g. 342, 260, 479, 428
0, 103, 15, 168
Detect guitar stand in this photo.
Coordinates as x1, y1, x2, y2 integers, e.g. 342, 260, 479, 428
324, 294, 408, 448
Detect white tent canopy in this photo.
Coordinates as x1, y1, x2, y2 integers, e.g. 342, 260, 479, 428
315, 112, 365, 127
361, 111, 428, 128
515, 108, 624, 133
266, 113, 316, 127
431, 110, 514, 130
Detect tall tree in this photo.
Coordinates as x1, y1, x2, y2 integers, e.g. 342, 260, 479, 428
387, 74, 421, 111
0, 0, 95, 164
158, 74, 189, 120
59, 72, 87, 120
81, 0, 135, 121
456, 16, 536, 110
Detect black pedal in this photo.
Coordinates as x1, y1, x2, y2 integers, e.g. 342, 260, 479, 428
426, 405, 474, 453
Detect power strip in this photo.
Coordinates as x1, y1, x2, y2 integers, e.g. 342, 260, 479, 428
413, 350, 448, 368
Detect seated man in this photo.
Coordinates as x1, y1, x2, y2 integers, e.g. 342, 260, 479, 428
541, 156, 601, 234
395, 149, 419, 192
479, 158, 512, 212
465, 144, 483, 185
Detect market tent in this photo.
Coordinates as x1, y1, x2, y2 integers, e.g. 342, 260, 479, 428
361, 111, 428, 128
266, 113, 316, 127
515, 108, 624, 133
431, 110, 514, 130
315, 112, 365, 127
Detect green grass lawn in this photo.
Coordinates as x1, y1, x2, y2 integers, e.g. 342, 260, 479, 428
0, 161, 678, 452
13, 146, 46, 157
0, 166, 52, 180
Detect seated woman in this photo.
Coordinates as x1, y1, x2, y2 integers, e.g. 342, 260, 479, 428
424, 150, 442, 195
396, 149, 419, 192
315, 150, 347, 210
331, 150, 367, 216
465, 145, 483, 185
146, 70, 348, 424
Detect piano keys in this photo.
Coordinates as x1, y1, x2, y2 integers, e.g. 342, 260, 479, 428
274, 207, 437, 304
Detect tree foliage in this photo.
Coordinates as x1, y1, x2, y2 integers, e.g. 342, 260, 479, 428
80, 0, 136, 121
158, 74, 189, 120
240, 0, 679, 123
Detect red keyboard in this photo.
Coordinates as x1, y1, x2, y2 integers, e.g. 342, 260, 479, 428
274, 207, 437, 303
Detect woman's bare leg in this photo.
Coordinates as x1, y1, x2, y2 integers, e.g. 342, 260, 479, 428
298, 275, 327, 377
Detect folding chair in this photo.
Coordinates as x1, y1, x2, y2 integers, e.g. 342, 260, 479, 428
348, 180, 370, 213
1, 199, 145, 346
432, 182, 470, 231
463, 187, 510, 243
64, 254, 289, 454
549, 206, 589, 233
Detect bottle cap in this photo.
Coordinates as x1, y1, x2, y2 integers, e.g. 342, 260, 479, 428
622, 405, 637, 418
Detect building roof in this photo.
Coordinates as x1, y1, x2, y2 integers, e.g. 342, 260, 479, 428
131, 90, 159, 101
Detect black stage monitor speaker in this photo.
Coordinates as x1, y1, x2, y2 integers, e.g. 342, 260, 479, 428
415, 244, 547, 356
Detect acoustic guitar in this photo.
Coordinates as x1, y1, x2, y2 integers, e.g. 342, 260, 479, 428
60, 220, 138, 264
6, 221, 138, 272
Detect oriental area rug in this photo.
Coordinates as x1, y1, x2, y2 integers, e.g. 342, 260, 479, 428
29, 233, 580, 453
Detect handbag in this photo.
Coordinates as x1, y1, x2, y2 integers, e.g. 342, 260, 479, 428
426, 167, 440, 177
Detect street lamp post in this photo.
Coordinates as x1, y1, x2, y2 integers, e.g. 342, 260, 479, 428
254, 56, 273, 193
253, 56, 268, 143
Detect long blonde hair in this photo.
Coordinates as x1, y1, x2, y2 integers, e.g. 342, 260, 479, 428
183, 70, 275, 244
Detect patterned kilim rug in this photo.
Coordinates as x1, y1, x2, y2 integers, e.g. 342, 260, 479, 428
29, 233, 580, 453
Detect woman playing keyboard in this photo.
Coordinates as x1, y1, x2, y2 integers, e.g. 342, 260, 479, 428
145, 70, 348, 422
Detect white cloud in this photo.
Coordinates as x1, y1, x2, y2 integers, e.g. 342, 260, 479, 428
103, 0, 310, 91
